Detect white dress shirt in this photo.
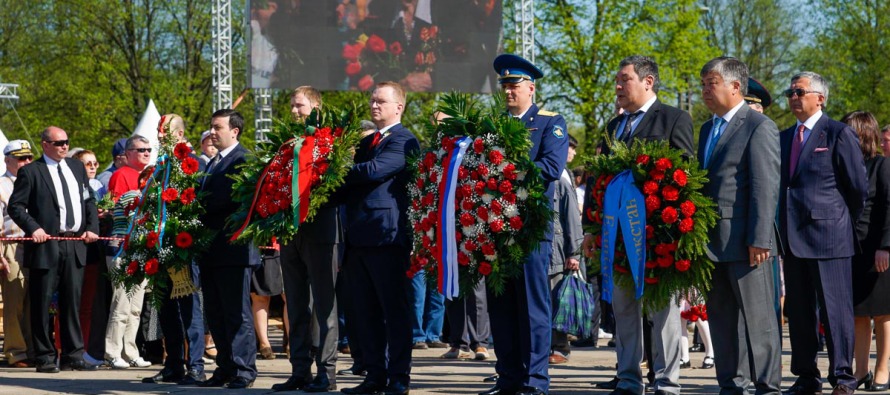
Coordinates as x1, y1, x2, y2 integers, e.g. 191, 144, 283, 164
44, 156, 83, 232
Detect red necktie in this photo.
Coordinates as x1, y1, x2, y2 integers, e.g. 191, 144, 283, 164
789, 124, 805, 176
370, 132, 382, 148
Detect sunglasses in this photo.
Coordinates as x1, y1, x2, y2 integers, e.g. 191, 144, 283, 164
16, 156, 33, 162
83, 161, 99, 167
783, 88, 821, 98
45, 139, 69, 147
128, 148, 152, 153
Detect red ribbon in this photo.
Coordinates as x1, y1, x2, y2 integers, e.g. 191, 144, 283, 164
229, 139, 295, 243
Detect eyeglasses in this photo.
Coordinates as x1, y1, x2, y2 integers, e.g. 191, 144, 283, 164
44, 139, 69, 147
128, 148, 152, 153
83, 161, 99, 167
783, 88, 821, 98
369, 99, 396, 106
16, 156, 33, 162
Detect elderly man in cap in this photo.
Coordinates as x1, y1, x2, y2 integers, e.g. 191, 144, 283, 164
479, 54, 568, 395
0, 140, 35, 368
199, 131, 217, 167
745, 78, 773, 114
96, 138, 128, 190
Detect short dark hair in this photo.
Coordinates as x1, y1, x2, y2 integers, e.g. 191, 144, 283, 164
700, 56, 749, 95
619, 55, 660, 93
568, 135, 579, 148
211, 109, 245, 139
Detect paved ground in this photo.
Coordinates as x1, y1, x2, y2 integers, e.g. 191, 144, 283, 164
0, 324, 853, 394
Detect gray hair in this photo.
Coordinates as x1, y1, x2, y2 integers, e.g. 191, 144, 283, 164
701, 56, 749, 95
359, 120, 377, 132
125, 135, 150, 150
792, 71, 829, 106
619, 55, 660, 93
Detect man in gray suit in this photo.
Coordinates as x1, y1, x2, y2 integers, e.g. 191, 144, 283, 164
582, 55, 694, 395
698, 56, 782, 395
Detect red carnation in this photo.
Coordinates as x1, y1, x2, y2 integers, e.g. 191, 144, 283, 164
473, 138, 484, 154
503, 192, 516, 204
342, 43, 361, 61
423, 152, 436, 169
144, 258, 159, 275
477, 206, 489, 222
457, 252, 470, 266
655, 158, 673, 171
481, 243, 495, 256
655, 243, 671, 256
181, 157, 199, 175
675, 259, 691, 272
464, 240, 478, 252
475, 181, 486, 195
358, 74, 374, 91
477, 163, 489, 177
479, 262, 493, 276
662, 185, 679, 201
416, 178, 425, 190
146, 231, 160, 249
175, 231, 193, 248
498, 180, 513, 194
174, 143, 191, 160
491, 200, 503, 216
367, 34, 386, 53
642, 181, 659, 195
680, 200, 696, 217
678, 218, 694, 233
458, 166, 469, 180
657, 254, 674, 268
161, 188, 179, 202
509, 216, 523, 230
645, 260, 657, 269
345, 61, 362, 76
388, 41, 403, 56
490, 219, 504, 233
180, 187, 196, 205
636, 154, 650, 165
459, 212, 475, 227
461, 199, 474, 211
645, 277, 660, 284
486, 177, 498, 191
661, 206, 678, 224
645, 195, 661, 212
649, 170, 665, 181
645, 225, 654, 239
126, 261, 138, 275
673, 169, 688, 187
488, 150, 504, 165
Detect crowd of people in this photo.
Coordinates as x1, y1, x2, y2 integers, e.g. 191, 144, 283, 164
0, 51, 889, 395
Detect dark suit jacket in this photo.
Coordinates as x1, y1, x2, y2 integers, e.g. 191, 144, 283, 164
8, 156, 99, 269
600, 98, 695, 157
698, 105, 780, 262
199, 144, 252, 267
854, 156, 890, 252
342, 123, 420, 248
298, 205, 344, 244
779, 114, 868, 259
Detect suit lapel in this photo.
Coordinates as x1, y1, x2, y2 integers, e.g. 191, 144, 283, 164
632, 100, 659, 140
707, 106, 748, 170
697, 120, 711, 168
36, 158, 60, 208
794, 115, 828, 179
781, 125, 794, 179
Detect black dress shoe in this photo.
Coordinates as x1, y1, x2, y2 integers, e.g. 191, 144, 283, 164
483, 374, 500, 383
60, 359, 98, 371
858, 372, 875, 390
226, 377, 254, 389
869, 381, 889, 392
479, 385, 518, 395
338, 367, 368, 376
341, 381, 386, 394
783, 383, 823, 395
384, 381, 410, 395
36, 363, 59, 373
198, 375, 233, 387
516, 386, 545, 395
304, 376, 336, 393
596, 377, 620, 389
679, 360, 691, 369
272, 375, 310, 391
142, 368, 185, 383
177, 369, 206, 385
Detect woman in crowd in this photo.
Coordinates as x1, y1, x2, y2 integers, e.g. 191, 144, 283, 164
843, 111, 890, 392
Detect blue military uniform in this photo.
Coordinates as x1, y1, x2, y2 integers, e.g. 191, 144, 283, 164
486, 54, 569, 395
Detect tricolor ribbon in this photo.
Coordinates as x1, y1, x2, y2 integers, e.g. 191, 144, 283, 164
115, 155, 169, 259
600, 170, 647, 303
434, 136, 472, 300
293, 136, 315, 230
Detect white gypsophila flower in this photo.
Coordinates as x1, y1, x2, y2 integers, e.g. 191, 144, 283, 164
484, 253, 497, 261
517, 188, 529, 200
481, 194, 493, 204
503, 204, 519, 218
517, 171, 527, 181
426, 229, 434, 239
497, 161, 508, 172
462, 226, 476, 236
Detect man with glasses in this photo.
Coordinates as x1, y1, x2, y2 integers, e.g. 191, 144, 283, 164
0, 140, 35, 368
779, 72, 868, 395
107, 136, 151, 200
8, 127, 100, 373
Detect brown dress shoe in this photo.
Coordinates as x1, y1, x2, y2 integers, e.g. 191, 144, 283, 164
548, 353, 568, 364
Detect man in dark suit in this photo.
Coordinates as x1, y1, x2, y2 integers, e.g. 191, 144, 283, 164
271, 86, 343, 393
196, 109, 258, 389
697, 57, 782, 395
581, 55, 694, 395
779, 72, 867, 395
339, 81, 419, 395
479, 54, 569, 395
8, 126, 100, 373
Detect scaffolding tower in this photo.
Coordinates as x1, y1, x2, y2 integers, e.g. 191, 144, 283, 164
254, 88, 273, 142
212, 0, 233, 111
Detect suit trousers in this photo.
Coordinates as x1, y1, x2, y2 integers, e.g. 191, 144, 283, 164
1, 242, 31, 363
337, 256, 364, 370
159, 263, 204, 374
706, 260, 781, 395
280, 236, 340, 383
86, 256, 112, 360
345, 244, 412, 387
29, 239, 84, 365
489, 241, 553, 392
104, 274, 146, 362
200, 265, 257, 381
612, 286, 682, 395
444, 278, 490, 350
783, 255, 855, 390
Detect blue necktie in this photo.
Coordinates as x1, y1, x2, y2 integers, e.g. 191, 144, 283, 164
619, 111, 643, 142
704, 118, 725, 167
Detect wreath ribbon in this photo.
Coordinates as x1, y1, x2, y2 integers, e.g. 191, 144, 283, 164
293, 136, 316, 230
434, 136, 471, 300
114, 155, 169, 260
230, 139, 295, 242
600, 170, 647, 303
